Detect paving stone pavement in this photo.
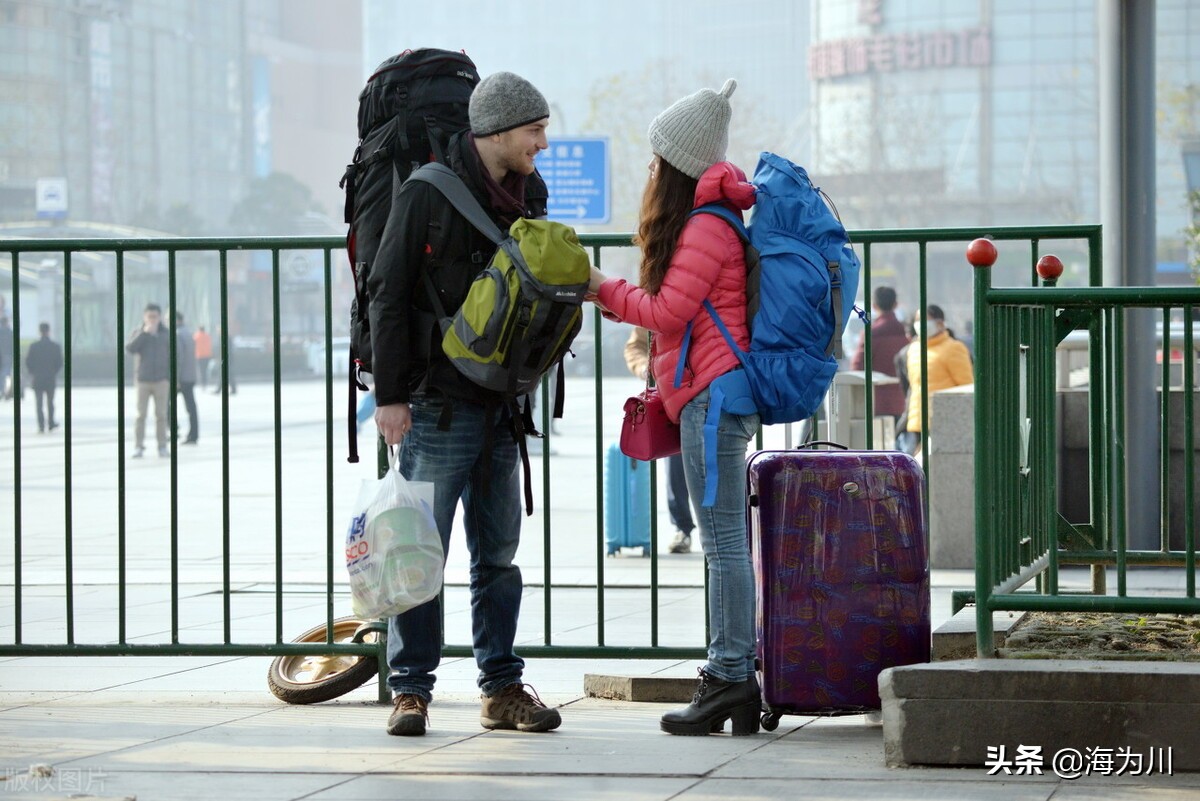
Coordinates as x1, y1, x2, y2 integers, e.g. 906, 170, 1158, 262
2, 381, 1197, 799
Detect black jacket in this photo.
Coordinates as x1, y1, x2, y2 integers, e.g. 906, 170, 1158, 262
126, 323, 171, 382
26, 336, 62, 388
367, 133, 548, 406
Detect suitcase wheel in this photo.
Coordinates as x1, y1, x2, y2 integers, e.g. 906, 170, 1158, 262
761, 711, 781, 732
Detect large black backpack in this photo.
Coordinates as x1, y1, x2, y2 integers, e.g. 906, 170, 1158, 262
339, 48, 479, 462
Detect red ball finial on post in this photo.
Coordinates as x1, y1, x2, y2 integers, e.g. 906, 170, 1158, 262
1037, 254, 1064, 283
967, 238, 998, 268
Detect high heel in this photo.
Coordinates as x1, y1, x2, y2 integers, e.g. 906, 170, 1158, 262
660, 668, 761, 736
728, 701, 761, 736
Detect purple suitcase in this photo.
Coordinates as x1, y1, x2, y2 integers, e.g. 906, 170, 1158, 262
747, 448, 930, 729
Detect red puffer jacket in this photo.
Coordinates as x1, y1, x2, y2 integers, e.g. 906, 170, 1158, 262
596, 162, 756, 422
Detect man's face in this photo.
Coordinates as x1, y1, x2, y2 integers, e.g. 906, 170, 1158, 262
494, 119, 549, 176
144, 310, 160, 328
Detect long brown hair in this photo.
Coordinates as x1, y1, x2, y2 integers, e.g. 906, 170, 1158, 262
634, 158, 698, 295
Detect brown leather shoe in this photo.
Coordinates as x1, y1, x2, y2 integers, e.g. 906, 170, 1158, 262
387, 693, 429, 736
480, 683, 561, 732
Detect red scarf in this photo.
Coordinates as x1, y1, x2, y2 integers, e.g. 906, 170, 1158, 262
468, 134, 527, 227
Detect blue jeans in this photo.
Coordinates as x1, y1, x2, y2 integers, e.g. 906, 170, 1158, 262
387, 393, 525, 700
679, 387, 759, 683
356, 391, 376, 432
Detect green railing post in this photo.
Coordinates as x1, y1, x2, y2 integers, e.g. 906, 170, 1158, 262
862, 242, 874, 447
168, 249, 180, 644
63, 250, 74, 645
115, 251, 127, 643
8, 251, 20, 645
1187, 307, 1196, 598
1037, 256, 1064, 595
969, 238, 997, 656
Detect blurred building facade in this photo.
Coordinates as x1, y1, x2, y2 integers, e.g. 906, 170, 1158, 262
0, 0, 249, 230
0, 0, 361, 369
809, 0, 1200, 326
0, 0, 359, 231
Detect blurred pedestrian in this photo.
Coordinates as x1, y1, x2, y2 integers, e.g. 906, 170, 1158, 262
25, 322, 62, 432
356, 388, 376, 434
194, 325, 213, 389
850, 285, 907, 422
624, 326, 695, 553
902, 304, 973, 455
126, 303, 170, 458
893, 320, 917, 453
0, 315, 13, 400
176, 312, 199, 444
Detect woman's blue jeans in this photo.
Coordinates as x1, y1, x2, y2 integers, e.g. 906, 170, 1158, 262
679, 387, 759, 683
386, 393, 525, 700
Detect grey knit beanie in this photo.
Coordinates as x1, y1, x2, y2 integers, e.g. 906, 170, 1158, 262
648, 79, 737, 179
469, 71, 550, 137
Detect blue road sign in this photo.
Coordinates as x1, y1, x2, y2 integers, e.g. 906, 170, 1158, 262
536, 137, 610, 225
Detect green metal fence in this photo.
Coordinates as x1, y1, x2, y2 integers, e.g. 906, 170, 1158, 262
1, 225, 1110, 688
972, 236, 1200, 656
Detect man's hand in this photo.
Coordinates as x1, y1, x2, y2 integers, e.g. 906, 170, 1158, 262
375, 402, 412, 446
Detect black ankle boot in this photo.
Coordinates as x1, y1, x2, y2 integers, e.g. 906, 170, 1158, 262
660, 668, 761, 736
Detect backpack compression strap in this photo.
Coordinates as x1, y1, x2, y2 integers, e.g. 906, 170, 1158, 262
827, 259, 843, 360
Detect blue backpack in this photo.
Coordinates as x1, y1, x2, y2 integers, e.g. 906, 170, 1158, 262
680, 152, 862, 505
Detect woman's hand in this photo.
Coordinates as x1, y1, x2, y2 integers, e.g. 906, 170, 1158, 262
588, 265, 607, 294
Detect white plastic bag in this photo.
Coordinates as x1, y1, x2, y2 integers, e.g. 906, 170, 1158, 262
345, 455, 443, 619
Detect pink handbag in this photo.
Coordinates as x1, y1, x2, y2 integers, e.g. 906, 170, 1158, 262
619, 388, 681, 461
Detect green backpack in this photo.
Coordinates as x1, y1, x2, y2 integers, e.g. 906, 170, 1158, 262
409, 162, 590, 399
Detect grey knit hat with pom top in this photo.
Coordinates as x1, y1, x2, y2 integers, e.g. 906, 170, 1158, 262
469, 71, 550, 137
648, 79, 737, 179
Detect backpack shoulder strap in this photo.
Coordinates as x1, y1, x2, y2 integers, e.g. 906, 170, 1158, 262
688, 203, 748, 242
409, 162, 506, 336
682, 204, 756, 360
408, 163, 504, 245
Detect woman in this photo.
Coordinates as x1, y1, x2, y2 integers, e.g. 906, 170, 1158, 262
588, 79, 760, 736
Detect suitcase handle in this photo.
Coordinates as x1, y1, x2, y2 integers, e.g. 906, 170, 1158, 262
796, 440, 848, 450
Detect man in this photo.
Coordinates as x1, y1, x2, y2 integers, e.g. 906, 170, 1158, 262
126, 303, 171, 458
903, 304, 974, 454
850, 285, 908, 421
369, 72, 561, 737
175, 312, 199, 444
25, 322, 62, 432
